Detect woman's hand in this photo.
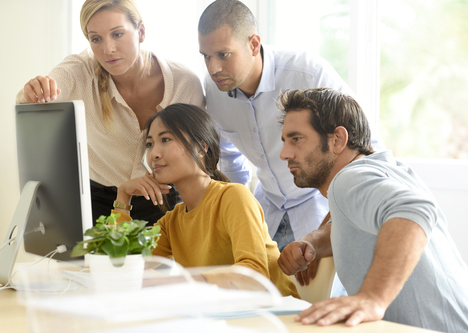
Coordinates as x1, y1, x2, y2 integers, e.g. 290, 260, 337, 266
118, 172, 172, 206
19, 75, 61, 104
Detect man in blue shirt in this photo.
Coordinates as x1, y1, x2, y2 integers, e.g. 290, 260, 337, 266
198, 0, 383, 269
278, 88, 468, 332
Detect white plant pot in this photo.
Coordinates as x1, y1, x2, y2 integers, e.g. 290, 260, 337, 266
86, 254, 145, 293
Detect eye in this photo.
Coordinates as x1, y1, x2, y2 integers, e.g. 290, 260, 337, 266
161, 137, 171, 143
219, 52, 230, 58
145, 142, 153, 148
113, 32, 123, 38
292, 137, 302, 143
90, 37, 101, 43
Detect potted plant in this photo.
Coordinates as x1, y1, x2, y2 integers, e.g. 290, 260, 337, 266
71, 213, 161, 291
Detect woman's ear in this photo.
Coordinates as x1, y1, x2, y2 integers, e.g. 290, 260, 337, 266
139, 22, 146, 43
200, 140, 209, 154
331, 126, 348, 154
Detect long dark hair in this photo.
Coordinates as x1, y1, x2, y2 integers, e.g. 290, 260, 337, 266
146, 103, 230, 182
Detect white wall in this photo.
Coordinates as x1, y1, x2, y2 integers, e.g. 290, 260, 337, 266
0, 1, 71, 261
400, 159, 468, 264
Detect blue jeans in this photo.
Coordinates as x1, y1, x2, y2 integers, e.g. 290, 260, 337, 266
272, 212, 295, 252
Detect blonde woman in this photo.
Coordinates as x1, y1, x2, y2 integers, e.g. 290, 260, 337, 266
16, 0, 205, 224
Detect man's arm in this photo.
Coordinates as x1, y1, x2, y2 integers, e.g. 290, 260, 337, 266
295, 217, 427, 326
217, 127, 252, 184
278, 213, 333, 285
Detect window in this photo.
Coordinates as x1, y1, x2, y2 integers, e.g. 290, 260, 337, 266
380, 0, 468, 159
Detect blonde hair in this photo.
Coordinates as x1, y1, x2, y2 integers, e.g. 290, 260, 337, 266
80, 0, 150, 126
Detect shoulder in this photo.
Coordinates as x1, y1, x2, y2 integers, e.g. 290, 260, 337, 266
331, 158, 389, 196
52, 49, 95, 76
266, 45, 337, 76
208, 181, 255, 204
158, 56, 201, 85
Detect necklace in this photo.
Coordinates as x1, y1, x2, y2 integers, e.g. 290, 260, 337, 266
349, 153, 362, 164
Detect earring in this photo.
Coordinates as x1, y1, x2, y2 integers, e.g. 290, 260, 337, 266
199, 154, 203, 158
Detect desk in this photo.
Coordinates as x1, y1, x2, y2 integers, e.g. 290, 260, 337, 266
0, 289, 439, 332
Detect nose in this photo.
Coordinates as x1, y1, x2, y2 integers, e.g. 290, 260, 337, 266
147, 146, 161, 164
206, 57, 222, 76
103, 38, 116, 55
280, 143, 292, 161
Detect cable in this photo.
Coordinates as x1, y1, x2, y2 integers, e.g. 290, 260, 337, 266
0, 245, 67, 291
0, 237, 16, 252
0, 224, 46, 252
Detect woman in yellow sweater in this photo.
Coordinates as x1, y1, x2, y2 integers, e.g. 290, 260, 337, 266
112, 103, 298, 298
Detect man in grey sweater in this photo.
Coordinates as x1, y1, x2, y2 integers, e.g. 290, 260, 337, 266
277, 88, 468, 332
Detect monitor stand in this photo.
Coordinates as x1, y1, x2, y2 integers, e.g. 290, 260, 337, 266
0, 181, 41, 286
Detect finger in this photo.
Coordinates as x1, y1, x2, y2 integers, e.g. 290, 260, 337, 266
290, 243, 310, 267
29, 78, 44, 103
23, 84, 39, 103
143, 176, 165, 205
303, 243, 316, 262
296, 302, 335, 325
345, 310, 365, 327
308, 259, 318, 279
300, 269, 310, 286
46, 76, 58, 101
36, 76, 51, 102
316, 306, 352, 326
278, 247, 308, 275
295, 271, 305, 286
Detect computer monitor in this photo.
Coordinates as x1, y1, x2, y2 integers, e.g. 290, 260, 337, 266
0, 101, 93, 286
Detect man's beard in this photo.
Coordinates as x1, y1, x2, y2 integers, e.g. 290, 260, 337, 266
292, 153, 335, 189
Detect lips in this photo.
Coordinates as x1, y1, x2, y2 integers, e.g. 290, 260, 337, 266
106, 58, 120, 65
288, 162, 299, 172
212, 75, 230, 85
152, 164, 166, 173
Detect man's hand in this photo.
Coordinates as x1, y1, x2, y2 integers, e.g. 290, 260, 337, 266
278, 219, 333, 286
294, 258, 319, 286
277, 240, 316, 280
294, 293, 386, 327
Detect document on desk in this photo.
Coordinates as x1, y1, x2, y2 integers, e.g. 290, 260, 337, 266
204, 295, 311, 319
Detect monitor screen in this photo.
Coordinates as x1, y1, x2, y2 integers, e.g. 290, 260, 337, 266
0, 101, 93, 285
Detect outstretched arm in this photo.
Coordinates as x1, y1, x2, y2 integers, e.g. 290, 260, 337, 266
296, 217, 427, 326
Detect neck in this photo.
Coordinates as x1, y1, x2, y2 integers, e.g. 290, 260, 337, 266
174, 174, 212, 212
318, 150, 364, 199
238, 48, 264, 98
112, 53, 153, 91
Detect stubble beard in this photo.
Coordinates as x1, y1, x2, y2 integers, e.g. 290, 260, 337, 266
293, 153, 335, 190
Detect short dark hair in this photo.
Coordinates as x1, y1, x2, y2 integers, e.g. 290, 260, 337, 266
146, 103, 230, 182
198, 0, 257, 40
278, 88, 375, 155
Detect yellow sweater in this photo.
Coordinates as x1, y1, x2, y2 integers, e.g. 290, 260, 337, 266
117, 180, 298, 298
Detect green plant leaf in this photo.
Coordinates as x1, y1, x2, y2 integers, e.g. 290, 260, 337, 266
70, 242, 88, 257
109, 230, 123, 241
102, 240, 128, 258
75, 214, 158, 261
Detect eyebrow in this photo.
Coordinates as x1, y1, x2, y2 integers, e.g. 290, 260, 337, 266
87, 26, 124, 34
158, 131, 171, 136
286, 131, 302, 138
